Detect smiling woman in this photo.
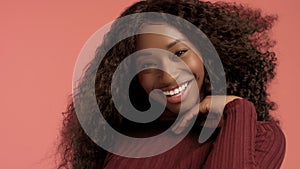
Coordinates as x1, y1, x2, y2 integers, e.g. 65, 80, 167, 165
57, 0, 286, 169
135, 24, 205, 114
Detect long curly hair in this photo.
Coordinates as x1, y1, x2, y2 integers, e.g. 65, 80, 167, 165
57, 0, 278, 168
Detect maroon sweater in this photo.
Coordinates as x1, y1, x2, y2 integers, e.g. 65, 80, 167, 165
102, 99, 286, 169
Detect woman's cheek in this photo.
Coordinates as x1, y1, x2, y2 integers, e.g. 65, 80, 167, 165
138, 74, 153, 94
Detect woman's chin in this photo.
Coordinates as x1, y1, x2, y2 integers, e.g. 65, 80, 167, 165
166, 104, 191, 114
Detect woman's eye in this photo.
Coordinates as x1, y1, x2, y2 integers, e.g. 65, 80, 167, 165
174, 50, 188, 57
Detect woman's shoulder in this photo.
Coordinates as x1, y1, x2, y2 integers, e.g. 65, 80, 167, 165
224, 98, 286, 141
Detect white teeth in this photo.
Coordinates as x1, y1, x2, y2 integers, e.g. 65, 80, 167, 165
163, 82, 189, 96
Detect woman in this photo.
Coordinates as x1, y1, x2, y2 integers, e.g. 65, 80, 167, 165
57, 0, 286, 168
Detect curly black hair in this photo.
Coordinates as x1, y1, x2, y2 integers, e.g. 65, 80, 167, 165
57, 0, 278, 168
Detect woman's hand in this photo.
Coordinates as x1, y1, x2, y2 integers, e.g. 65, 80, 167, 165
171, 95, 242, 134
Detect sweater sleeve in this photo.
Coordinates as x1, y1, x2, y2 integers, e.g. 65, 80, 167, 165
203, 99, 286, 169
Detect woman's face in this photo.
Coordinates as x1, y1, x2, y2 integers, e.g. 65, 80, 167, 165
135, 24, 205, 114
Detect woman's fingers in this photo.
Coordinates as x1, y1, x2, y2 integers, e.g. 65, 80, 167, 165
171, 104, 199, 134
198, 97, 211, 113
171, 98, 211, 134
171, 95, 238, 134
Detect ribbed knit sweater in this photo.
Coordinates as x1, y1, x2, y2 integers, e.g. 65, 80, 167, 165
103, 99, 286, 169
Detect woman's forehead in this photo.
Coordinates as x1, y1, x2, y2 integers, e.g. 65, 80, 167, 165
136, 23, 200, 56
137, 23, 187, 40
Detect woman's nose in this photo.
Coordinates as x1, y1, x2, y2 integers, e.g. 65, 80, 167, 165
158, 56, 180, 82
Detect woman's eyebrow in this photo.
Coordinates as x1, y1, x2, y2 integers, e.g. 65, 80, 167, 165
137, 51, 152, 57
135, 51, 152, 62
166, 39, 184, 49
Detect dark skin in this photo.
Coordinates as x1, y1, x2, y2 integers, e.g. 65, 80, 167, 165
135, 24, 241, 134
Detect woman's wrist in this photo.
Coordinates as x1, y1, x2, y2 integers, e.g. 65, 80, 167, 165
225, 95, 243, 105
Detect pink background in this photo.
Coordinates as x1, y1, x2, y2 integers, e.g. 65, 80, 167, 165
0, 0, 299, 168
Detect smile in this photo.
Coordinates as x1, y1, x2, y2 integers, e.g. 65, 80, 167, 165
162, 82, 189, 97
